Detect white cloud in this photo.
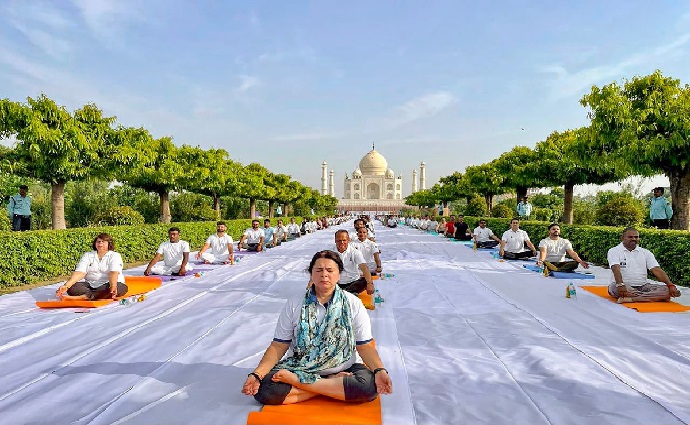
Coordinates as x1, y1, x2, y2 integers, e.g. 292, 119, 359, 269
541, 32, 690, 100
10, 23, 73, 58
380, 91, 458, 129
69, 0, 145, 45
235, 75, 261, 93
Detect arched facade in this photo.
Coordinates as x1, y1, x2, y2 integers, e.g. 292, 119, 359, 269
338, 148, 406, 213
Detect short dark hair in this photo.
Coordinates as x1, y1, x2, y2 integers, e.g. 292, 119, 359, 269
252, 219, 260, 225
19, 185, 28, 190
548, 223, 560, 230
653, 187, 664, 194
308, 250, 344, 273
622, 227, 638, 236
216, 221, 226, 226
335, 229, 349, 239
168, 227, 180, 233
511, 218, 520, 224
264, 219, 271, 223
92, 233, 115, 251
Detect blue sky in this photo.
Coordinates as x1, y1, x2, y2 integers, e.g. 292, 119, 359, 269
1, 1, 688, 197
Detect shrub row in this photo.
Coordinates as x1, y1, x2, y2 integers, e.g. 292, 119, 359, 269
0, 218, 300, 288
462, 216, 690, 287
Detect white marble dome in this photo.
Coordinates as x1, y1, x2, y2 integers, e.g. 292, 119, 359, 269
352, 167, 362, 177
358, 149, 388, 176
385, 167, 394, 178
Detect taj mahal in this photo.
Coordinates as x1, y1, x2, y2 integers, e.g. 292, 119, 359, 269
320, 147, 426, 214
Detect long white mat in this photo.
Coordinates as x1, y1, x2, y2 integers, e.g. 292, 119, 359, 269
1, 223, 689, 424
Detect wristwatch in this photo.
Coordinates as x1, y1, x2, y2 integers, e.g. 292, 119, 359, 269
616, 282, 625, 287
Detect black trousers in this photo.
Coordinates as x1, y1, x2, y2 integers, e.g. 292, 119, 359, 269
338, 277, 368, 294
67, 281, 128, 300
254, 363, 378, 405
477, 240, 499, 249
12, 214, 31, 231
502, 250, 534, 260
651, 219, 670, 229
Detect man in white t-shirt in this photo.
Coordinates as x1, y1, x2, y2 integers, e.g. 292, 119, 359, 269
239, 220, 265, 251
144, 227, 194, 276
536, 224, 589, 272
500, 218, 537, 260
274, 219, 288, 244
472, 219, 501, 248
607, 227, 680, 303
334, 229, 374, 294
286, 217, 301, 239
196, 221, 234, 264
351, 227, 382, 275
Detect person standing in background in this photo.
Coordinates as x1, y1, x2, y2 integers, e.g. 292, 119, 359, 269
7, 185, 32, 231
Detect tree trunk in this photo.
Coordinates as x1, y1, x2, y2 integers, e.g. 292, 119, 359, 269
213, 194, 221, 219
668, 168, 690, 230
250, 198, 256, 219
268, 200, 275, 218
484, 194, 494, 215
563, 182, 574, 225
159, 190, 171, 224
51, 182, 66, 230
282, 203, 287, 217
516, 186, 527, 204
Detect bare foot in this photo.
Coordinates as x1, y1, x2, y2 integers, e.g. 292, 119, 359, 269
324, 372, 352, 379
60, 294, 90, 301
272, 369, 300, 385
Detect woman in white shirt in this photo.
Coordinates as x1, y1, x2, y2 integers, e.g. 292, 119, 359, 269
56, 233, 127, 300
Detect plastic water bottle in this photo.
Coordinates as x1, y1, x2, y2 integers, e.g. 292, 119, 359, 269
120, 295, 144, 306
374, 290, 382, 306
566, 282, 577, 299
538, 262, 545, 275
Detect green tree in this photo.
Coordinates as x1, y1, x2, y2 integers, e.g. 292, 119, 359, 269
178, 147, 238, 219
581, 70, 690, 229
464, 162, 506, 213
596, 194, 644, 227
537, 128, 625, 224
123, 136, 184, 224
405, 189, 437, 208
494, 146, 545, 202
0, 96, 122, 229
237, 163, 271, 218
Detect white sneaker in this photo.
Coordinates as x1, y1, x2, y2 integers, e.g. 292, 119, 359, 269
617, 297, 633, 304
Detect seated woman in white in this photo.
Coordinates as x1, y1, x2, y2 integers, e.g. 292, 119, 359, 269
56, 233, 127, 300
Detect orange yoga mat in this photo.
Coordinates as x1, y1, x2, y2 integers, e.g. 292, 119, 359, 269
36, 276, 162, 309
358, 291, 374, 310
581, 285, 690, 313
247, 396, 382, 425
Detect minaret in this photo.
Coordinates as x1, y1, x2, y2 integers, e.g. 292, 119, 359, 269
420, 161, 426, 190
321, 161, 328, 195
329, 170, 335, 196
412, 169, 418, 193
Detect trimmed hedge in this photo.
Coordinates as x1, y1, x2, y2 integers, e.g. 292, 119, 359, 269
463, 216, 690, 287
0, 218, 299, 288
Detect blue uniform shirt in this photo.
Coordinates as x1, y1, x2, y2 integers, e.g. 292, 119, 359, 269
650, 196, 673, 220
7, 194, 32, 217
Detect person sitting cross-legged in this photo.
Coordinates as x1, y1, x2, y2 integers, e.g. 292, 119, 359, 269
536, 224, 589, 273
607, 227, 681, 303
472, 219, 501, 248
196, 221, 234, 264
351, 227, 382, 276
241, 250, 392, 405
239, 219, 265, 252
454, 215, 472, 241
500, 218, 537, 260
144, 227, 194, 276
286, 217, 301, 240
263, 219, 278, 248
56, 233, 128, 300
333, 229, 374, 295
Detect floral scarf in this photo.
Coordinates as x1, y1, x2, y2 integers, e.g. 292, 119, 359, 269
274, 286, 355, 383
